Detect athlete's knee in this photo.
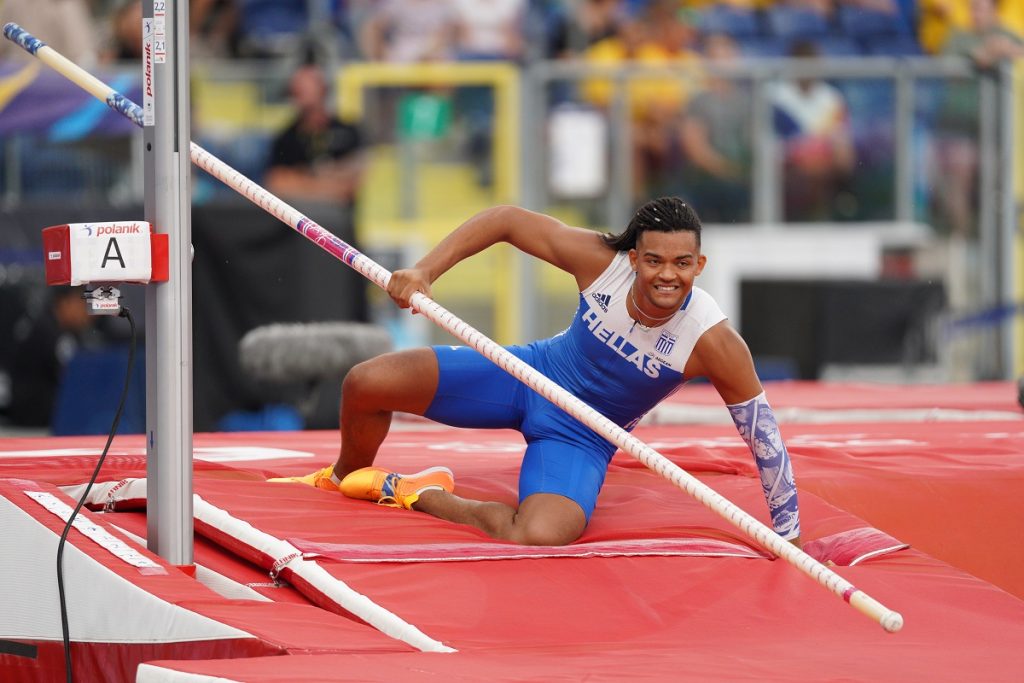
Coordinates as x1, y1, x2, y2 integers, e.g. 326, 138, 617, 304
509, 502, 586, 546
341, 358, 380, 402
342, 350, 438, 414
511, 519, 582, 546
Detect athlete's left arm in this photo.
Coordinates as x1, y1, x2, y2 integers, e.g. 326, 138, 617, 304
688, 322, 802, 547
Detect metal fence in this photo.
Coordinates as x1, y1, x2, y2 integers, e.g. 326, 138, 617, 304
518, 57, 1018, 380
0, 56, 1018, 379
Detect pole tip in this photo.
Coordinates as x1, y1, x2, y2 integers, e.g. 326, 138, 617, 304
3, 23, 45, 55
881, 611, 904, 633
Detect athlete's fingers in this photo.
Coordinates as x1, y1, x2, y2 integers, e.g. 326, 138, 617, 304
389, 288, 413, 309
388, 269, 432, 309
387, 270, 414, 307
402, 283, 432, 312
396, 287, 415, 309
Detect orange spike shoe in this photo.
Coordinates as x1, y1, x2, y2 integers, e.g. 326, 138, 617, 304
339, 466, 454, 509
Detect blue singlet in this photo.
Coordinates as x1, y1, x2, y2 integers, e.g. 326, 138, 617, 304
424, 252, 726, 520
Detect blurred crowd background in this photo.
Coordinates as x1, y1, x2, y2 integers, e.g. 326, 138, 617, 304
2, 0, 1020, 67
1, 0, 1022, 434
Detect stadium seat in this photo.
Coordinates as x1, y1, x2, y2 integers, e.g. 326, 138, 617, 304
815, 37, 864, 57
698, 6, 762, 38
737, 37, 787, 58
19, 144, 90, 200
837, 6, 909, 38
51, 347, 146, 436
765, 6, 830, 40
892, 0, 918, 28
753, 356, 798, 382
863, 36, 922, 56
217, 404, 304, 432
837, 80, 895, 117
238, 0, 309, 56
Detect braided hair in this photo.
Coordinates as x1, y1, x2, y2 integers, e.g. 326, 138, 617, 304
602, 197, 702, 252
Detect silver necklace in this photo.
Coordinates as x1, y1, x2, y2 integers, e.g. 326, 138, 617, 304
628, 284, 677, 332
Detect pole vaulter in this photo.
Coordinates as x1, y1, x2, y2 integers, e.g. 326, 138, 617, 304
3, 22, 903, 633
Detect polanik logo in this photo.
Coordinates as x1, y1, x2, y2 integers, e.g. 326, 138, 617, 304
655, 331, 677, 356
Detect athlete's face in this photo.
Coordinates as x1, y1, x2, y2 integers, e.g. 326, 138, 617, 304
628, 230, 706, 314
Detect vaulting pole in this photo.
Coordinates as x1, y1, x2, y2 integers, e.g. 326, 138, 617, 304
4, 23, 904, 633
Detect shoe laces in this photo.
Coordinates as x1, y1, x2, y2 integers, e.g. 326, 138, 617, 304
377, 472, 403, 507
314, 465, 336, 486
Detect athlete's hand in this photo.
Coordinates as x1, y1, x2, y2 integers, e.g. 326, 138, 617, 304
387, 267, 433, 309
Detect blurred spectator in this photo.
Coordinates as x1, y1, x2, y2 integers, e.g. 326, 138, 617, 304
6, 287, 94, 428
0, 0, 100, 67
1000, 0, 1024, 37
922, 0, 1024, 53
265, 62, 365, 208
101, 0, 238, 61
582, 0, 701, 201
776, 0, 834, 18
943, 0, 1024, 67
919, 0, 972, 54
581, 4, 699, 113
549, 0, 626, 58
337, 1, 380, 57
450, 0, 526, 185
358, 0, 458, 62
679, 32, 752, 223
836, 0, 897, 12
452, 0, 526, 61
682, 0, 765, 7
769, 40, 855, 221
104, 0, 143, 61
929, 0, 1023, 237
190, 0, 239, 58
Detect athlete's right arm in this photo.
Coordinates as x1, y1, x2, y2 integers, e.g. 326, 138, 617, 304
387, 205, 614, 308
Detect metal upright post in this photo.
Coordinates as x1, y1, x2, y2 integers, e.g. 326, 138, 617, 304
607, 69, 631, 232
978, 74, 1000, 377
143, 0, 194, 565
894, 67, 914, 223
997, 63, 1017, 379
517, 64, 544, 343
751, 68, 777, 224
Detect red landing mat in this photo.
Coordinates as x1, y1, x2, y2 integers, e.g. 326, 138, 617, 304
3, 422, 1024, 681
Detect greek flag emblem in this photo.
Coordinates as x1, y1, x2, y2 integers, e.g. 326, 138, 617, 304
655, 331, 677, 356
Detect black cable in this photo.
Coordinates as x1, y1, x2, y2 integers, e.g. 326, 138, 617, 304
56, 306, 136, 683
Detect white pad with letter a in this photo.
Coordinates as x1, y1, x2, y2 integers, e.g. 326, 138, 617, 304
68, 221, 152, 285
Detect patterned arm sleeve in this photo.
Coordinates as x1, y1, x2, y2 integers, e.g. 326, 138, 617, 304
727, 392, 801, 540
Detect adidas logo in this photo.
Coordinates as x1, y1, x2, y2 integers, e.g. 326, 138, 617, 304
591, 293, 611, 312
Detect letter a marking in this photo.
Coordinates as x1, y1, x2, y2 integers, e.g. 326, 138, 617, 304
102, 237, 126, 269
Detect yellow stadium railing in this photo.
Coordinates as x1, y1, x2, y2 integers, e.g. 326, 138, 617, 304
1014, 60, 1023, 377
336, 62, 522, 344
